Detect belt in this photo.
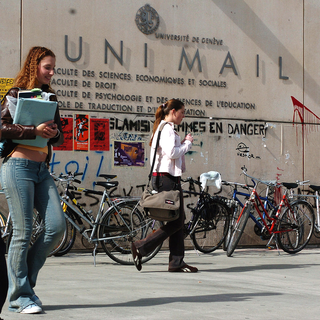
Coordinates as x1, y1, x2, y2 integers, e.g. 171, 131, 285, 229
152, 172, 170, 176
152, 172, 181, 183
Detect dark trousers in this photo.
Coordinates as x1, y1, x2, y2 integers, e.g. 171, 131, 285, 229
0, 236, 8, 313
135, 174, 185, 268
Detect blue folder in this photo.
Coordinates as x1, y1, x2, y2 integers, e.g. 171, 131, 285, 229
13, 98, 57, 147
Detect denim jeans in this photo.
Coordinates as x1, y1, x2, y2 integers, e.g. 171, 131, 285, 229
0, 157, 65, 312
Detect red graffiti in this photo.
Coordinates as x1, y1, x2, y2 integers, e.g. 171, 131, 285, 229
291, 96, 320, 141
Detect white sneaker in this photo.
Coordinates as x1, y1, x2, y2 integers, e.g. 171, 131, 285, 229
20, 303, 42, 314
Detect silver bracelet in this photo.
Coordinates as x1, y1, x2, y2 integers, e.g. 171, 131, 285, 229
54, 129, 60, 138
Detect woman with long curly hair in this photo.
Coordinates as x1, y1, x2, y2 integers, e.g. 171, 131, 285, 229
0, 46, 65, 314
131, 99, 198, 273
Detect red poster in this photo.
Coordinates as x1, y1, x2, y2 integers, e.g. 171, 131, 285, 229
53, 117, 73, 151
74, 114, 89, 151
90, 118, 110, 151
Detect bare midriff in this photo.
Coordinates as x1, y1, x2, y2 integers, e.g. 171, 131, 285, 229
11, 146, 48, 162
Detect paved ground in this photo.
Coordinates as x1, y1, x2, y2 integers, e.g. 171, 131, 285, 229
1, 247, 320, 320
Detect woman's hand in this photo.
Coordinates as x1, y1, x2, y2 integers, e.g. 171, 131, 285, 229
184, 133, 193, 143
35, 120, 58, 139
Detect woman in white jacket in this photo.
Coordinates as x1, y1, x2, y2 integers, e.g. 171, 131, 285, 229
131, 99, 198, 273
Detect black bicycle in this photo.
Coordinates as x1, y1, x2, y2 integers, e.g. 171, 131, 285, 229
181, 177, 231, 253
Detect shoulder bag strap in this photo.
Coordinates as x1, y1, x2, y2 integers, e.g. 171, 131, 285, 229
147, 122, 168, 185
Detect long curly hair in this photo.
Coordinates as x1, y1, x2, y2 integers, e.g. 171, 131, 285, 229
14, 46, 55, 91
149, 98, 184, 146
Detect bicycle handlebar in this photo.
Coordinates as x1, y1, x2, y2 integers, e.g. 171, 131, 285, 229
222, 180, 252, 190
241, 166, 278, 187
181, 177, 202, 186
296, 180, 310, 186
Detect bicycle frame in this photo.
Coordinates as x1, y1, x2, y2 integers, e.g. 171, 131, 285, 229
310, 190, 320, 231
227, 168, 314, 257
61, 190, 142, 242
57, 172, 135, 237
292, 186, 320, 233
240, 182, 302, 243
230, 181, 276, 234
60, 180, 154, 265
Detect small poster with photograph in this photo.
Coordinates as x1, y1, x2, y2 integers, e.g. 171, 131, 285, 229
114, 141, 145, 167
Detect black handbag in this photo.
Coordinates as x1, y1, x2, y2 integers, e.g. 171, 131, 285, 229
140, 122, 180, 222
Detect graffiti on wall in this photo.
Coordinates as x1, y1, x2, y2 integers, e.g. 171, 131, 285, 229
236, 142, 261, 160
50, 114, 271, 198
109, 117, 267, 136
292, 96, 320, 141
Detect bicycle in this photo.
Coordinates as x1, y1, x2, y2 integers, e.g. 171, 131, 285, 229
181, 176, 230, 253
291, 183, 320, 239
51, 172, 162, 266
2, 207, 66, 256
226, 167, 314, 257
51, 172, 125, 257
221, 179, 277, 251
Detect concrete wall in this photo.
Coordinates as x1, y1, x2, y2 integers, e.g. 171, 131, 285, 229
1, 0, 320, 248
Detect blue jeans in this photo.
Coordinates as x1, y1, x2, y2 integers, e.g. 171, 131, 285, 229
0, 158, 65, 312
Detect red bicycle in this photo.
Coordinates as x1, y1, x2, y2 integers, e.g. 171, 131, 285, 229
227, 167, 314, 257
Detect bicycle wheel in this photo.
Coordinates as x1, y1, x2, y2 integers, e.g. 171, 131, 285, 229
0, 212, 10, 253
6, 209, 42, 251
191, 199, 230, 253
226, 202, 251, 257
0, 212, 7, 238
30, 210, 44, 246
99, 201, 162, 265
6, 209, 71, 257
6, 209, 40, 252
277, 200, 314, 254
30, 210, 68, 257
53, 209, 77, 257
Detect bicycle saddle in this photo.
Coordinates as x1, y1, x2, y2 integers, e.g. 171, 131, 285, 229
282, 182, 298, 189
95, 181, 119, 189
310, 185, 320, 192
99, 174, 117, 180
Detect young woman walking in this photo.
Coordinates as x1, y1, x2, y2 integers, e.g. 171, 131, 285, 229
131, 98, 198, 273
0, 46, 65, 314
